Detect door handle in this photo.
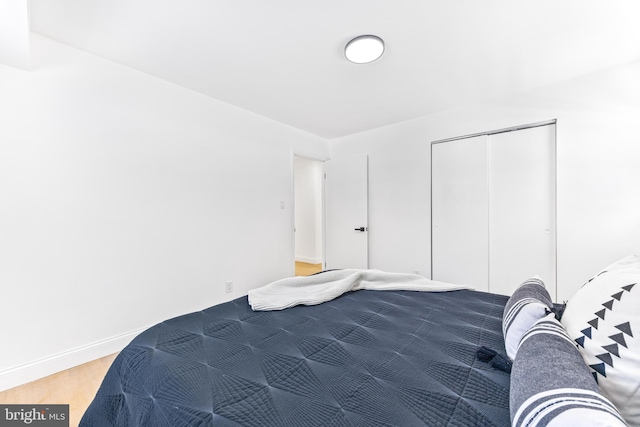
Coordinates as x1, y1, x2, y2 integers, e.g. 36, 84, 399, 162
354, 227, 367, 232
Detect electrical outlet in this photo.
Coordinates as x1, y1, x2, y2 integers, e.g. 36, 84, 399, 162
225, 281, 233, 293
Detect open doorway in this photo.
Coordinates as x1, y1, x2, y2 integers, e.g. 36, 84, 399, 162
293, 156, 324, 276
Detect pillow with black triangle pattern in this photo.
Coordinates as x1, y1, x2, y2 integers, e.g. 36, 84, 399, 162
561, 255, 639, 427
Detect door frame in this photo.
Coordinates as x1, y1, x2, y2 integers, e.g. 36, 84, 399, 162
291, 151, 327, 276
430, 119, 557, 297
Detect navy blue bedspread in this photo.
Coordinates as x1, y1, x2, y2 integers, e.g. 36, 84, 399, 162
81, 289, 510, 426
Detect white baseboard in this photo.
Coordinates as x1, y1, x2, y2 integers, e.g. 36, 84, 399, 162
295, 255, 322, 264
0, 328, 146, 392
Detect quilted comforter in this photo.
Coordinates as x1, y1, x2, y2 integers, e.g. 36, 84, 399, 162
81, 289, 511, 426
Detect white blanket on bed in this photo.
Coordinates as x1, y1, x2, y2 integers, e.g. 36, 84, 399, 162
248, 269, 472, 311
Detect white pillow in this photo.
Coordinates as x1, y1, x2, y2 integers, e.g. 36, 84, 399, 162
561, 255, 640, 426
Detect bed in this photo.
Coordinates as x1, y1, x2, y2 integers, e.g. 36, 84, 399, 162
80, 285, 512, 426
81, 262, 638, 427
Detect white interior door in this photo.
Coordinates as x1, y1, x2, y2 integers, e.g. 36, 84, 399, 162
488, 125, 556, 297
325, 155, 368, 270
431, 136, 489, 291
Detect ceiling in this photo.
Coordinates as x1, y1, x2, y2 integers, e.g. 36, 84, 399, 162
29, 0, 640, 139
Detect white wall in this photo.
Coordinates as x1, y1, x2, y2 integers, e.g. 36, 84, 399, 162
0, 35, 328, 391
329, 60, 640, 303
294, 157, 323, 265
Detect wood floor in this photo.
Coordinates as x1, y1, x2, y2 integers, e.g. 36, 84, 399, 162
0, 353, 118, 427
295, 261, 323, 276
0, 264, 322, 426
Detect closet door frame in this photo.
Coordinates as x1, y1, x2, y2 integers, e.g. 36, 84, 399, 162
430, 119, 557, 299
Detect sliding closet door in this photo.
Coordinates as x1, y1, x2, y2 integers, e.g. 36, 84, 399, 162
432, 136, 489, 291
488, 125, 556, 297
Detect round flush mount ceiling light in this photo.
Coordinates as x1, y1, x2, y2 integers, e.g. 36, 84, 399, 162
345, 35, 385, 64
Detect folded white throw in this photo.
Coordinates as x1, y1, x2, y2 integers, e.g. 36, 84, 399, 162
248, 269, 472, 311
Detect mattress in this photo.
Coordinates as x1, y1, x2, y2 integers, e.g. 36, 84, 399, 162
81, 288, 511, 426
